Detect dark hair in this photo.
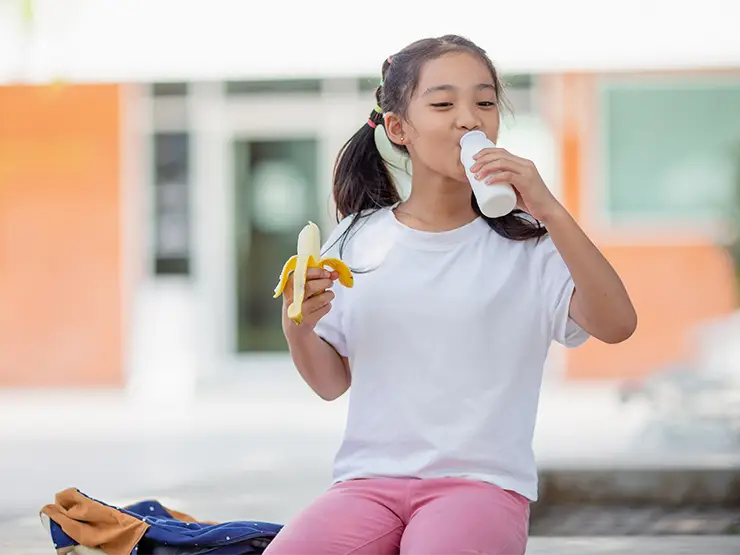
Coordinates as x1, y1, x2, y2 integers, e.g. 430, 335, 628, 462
330, 34, 547, 257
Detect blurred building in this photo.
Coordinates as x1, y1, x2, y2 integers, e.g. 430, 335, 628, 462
1, 1, 738, 389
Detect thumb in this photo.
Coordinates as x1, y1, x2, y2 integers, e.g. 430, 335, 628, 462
282, 276, 295, 306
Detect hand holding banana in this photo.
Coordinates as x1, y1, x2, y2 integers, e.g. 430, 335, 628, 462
273, 221, 354, 326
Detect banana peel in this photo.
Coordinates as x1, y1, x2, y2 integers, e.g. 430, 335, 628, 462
274, 221, 353, 324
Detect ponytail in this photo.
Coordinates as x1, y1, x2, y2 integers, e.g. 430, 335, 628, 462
332, 117, 401, 220
330, 88, 402, 260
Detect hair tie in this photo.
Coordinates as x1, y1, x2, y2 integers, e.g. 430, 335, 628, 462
367, 118, 377, 129
387, 56, 393, 64
374, 104, 383, 114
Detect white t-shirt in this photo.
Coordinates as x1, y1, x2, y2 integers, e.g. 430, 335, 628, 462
314, 206, 589, 501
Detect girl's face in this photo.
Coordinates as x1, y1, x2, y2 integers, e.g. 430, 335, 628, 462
394, 51, 501, 184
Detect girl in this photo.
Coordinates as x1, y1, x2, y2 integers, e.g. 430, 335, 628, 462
266, 34, 636, 555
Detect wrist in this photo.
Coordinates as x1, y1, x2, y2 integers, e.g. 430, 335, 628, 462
538, 200, 570, 227
283, 318, 316, 343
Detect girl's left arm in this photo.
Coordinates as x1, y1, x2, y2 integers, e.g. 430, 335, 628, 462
540, 204, 637, 344
471, 147, 637, 344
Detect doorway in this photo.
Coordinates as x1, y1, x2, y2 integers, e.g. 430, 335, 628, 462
233, 137, 321, 352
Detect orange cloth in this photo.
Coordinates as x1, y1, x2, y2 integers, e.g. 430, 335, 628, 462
41, 488, 150, 555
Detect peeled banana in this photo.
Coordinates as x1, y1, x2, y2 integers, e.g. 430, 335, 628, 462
273, 221, 353, 324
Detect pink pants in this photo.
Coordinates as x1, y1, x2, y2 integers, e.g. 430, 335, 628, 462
264, 477, 530, 555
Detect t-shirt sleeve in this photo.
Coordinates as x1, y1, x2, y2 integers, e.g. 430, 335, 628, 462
312, 216, 355, 358
536, 235, 591, 348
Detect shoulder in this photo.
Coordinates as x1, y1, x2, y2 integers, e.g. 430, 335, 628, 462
526, 233, 557, 258
320, 207, 392, 258
481, 225, 558, 284
522, 233, 570, 286
484, 219, 553, 258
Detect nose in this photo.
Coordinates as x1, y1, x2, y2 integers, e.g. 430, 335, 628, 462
456, 104, 482, 132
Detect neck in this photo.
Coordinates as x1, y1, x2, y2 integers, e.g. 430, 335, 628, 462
397, 170, 478, 232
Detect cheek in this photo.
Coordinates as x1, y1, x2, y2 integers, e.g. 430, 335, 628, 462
488, 125, 500, 144
419, 135, 447, 158
413, 131, 460, 170
485, 116, 501, 143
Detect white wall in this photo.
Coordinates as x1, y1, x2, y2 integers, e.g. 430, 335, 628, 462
1, 0, 739, 84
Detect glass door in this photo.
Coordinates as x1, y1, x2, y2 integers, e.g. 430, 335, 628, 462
233, 137, 321, 352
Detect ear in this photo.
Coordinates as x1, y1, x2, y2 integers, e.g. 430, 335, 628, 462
383, 113, 406, 146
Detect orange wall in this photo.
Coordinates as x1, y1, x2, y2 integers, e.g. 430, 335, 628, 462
555, 73, 738, 380
569, 244, 736, 379
0, 84, 123, 387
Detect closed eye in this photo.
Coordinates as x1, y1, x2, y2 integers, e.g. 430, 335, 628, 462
430, 101, 497, 108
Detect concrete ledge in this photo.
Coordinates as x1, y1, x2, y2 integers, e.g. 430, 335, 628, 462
527, 536, 740, 554
537, 467, 740, 507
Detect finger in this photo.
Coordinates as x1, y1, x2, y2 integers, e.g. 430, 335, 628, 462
473, 146, 527, 164
283, 273, 334, 306
472, 159, 516, 180
306, 268, 330, 280
470, 147, 528, 167
302, 290, 334, 314
315, 269, 339, 282
471, 146, 507, 159
282, 274, 295, 304
470, 147, 509, 166
307, 302, 332, 323
304, 278, 334, 298
485, 170, 519, 186
477, 161, 528, 184
471, 153, 528, 176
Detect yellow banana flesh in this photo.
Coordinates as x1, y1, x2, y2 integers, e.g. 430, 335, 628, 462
273, 222, 354, 324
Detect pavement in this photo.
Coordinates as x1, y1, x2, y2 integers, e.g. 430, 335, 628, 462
1, 367, 739, 554
4, 516, 739, 554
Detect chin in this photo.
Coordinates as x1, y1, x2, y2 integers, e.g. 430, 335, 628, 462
452, 166, 469, 184
438, 168, 467, 185
428, 160, 469, 186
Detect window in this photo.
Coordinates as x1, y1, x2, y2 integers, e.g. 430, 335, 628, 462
358, 76, 381, 93
151, 82, 188, 96
225, 79, 322, 95
602, 79, 740, 223
152, 132, 191, 275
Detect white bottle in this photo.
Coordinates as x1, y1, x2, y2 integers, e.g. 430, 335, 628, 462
459, 130, 517, 218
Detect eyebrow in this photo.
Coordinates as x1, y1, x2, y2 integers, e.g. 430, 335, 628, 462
421, 83, 496, 95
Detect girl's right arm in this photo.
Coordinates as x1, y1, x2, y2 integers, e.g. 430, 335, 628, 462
282, 268, 351, 401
